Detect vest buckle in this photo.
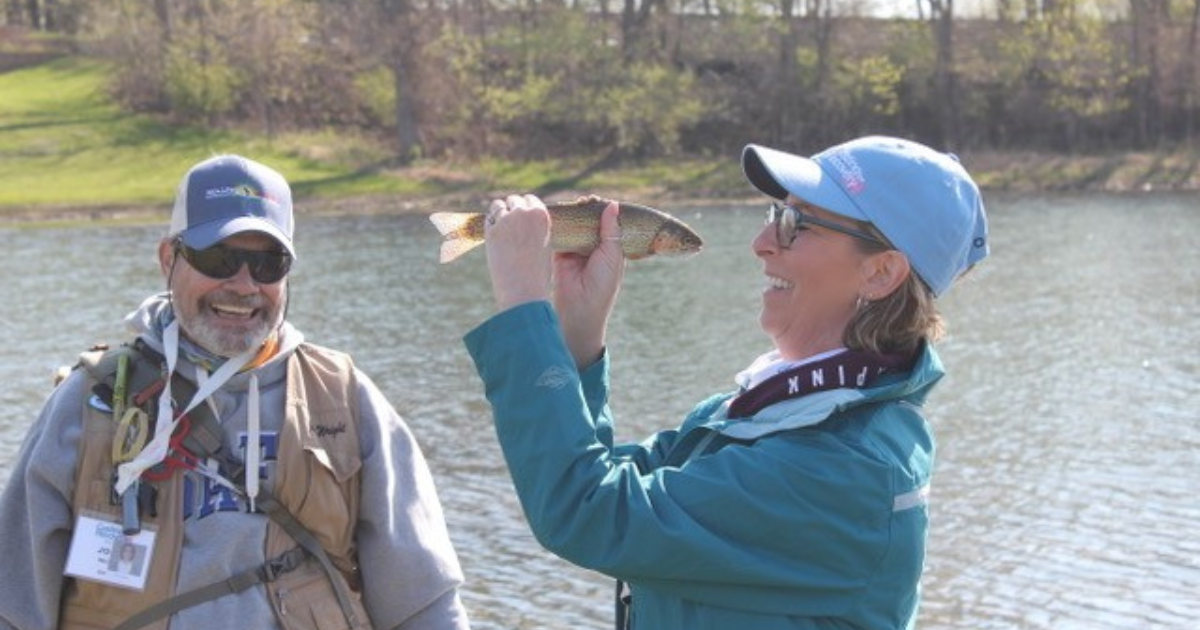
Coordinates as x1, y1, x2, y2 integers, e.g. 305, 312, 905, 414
262, 548, 307, 582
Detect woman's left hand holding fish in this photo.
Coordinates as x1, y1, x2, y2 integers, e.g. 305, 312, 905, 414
552, 200, 625, 369
484, 194, 555, 311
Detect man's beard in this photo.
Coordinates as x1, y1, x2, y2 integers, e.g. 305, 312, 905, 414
176, 288, 286, 358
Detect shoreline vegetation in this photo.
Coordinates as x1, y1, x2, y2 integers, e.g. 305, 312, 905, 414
2, 52, 1198, 228
7, 151, 1200, 226
6, 147, 1199, 228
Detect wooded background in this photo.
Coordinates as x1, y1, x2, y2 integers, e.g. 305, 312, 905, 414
4, 0, 1198, 164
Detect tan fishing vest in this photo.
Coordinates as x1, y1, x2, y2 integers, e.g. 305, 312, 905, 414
60, 343, 374, 630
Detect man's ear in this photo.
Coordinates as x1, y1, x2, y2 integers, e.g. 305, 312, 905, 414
860, 250, 912, 301
158, 238, 176, 279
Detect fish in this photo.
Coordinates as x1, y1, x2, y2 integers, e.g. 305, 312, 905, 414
428, 195, 704, 263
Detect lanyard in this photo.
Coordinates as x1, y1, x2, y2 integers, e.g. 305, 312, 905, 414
114, 320, 255, 495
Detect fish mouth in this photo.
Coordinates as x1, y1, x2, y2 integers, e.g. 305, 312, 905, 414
651, 227, 704, 256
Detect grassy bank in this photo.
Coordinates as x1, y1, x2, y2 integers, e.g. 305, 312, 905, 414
2, 56, 1197, 226
0, 56, 749, 224
0, 57, 447, 215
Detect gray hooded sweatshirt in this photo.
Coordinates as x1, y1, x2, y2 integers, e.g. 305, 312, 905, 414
0, 294, 469, 630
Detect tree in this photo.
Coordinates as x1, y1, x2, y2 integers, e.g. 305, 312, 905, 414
621, 0, 670, 62
923, 0, 961, 148
1127, 0, 1165, 146
1187, 0, 1200, 137
377, 0, 425, 164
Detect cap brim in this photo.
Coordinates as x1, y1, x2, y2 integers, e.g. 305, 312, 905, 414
741, 144, 869, 222
179, 216, 296, 258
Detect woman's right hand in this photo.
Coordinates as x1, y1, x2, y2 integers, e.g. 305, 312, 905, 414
484, 194, 554, 312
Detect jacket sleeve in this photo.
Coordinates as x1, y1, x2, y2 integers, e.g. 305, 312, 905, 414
352, 370, 470, 630
0, 370, 88, 630
577, 348, 678, 473
464, 301, 906, 617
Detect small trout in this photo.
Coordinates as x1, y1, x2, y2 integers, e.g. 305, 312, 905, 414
429, 195, 704, 263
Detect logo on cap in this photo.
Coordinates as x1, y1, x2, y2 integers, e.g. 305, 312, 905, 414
825, 150, 867, 195
204, 184, 281, 209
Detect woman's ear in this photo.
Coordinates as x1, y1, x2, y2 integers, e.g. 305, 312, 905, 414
860, 250, 911, 301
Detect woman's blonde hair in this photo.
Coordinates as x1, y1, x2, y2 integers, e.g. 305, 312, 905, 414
842, 224, 944, 356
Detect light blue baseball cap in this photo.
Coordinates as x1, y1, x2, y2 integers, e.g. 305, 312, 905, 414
742, 136, 988, 297
168, 155, 296, 258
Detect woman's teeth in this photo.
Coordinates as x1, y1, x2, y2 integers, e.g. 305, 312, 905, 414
767, 275, 793, 290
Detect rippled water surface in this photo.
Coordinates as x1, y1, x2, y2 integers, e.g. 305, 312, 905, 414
1, 193, 1197, 629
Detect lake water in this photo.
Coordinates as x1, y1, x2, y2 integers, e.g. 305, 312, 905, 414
1, 193, 1197, 629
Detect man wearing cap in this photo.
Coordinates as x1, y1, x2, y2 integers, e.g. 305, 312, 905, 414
0, 155, 470, 630
460, 135, 988, 629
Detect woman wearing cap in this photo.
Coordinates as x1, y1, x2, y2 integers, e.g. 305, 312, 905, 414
463, 136, 988, 629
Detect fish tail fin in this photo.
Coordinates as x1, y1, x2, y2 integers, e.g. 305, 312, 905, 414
429, 212, 485, 263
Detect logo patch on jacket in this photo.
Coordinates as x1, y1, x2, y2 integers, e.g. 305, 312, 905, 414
535, 365, 573, 390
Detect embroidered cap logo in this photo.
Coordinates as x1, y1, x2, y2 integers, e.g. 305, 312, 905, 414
825, 149, 867, 195
203, 184, 282, 211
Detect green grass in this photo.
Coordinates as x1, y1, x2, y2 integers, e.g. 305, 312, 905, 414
0, 57, 742, 216
0, 56, 753, 217
0, 57, 435, 213
13, 55, 1189, 217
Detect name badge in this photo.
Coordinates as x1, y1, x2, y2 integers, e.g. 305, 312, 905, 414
64, 512, 157, 591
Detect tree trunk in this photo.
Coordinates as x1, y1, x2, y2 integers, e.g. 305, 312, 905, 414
621, 0, 666, 62
813, 0, 833, 140
775, 0, 798, 144
471, 0, 490, 154
391, 52, 423, 163
24, 0, 39, 29
1024, 0, 1038, 20
1187, 0, 1200, 138
927, 0, 960, 148
621, 0, 636, 60
154, 0, 172, 40
1128, 0, 1164, 147
380, 0, 424, 164
42, 0, 56, 31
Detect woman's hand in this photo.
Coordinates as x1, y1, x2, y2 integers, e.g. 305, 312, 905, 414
484, 194, 554, 311
553, 201, 626, 369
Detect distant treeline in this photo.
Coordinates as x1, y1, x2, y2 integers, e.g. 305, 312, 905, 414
5, 0, 1199, 162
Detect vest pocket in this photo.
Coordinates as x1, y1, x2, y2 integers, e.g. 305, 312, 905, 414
272, 561, 373, 630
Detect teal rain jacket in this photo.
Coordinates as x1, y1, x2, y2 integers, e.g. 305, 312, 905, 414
465, 302, 943, 630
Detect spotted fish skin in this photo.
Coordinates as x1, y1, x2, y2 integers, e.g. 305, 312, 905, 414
428, 195, 704, 263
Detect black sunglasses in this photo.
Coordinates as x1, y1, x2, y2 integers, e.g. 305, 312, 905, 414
175, 241, 292, 284
767, 202, 886, 249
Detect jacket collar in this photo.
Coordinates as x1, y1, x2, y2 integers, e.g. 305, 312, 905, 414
710, 342, 944, 440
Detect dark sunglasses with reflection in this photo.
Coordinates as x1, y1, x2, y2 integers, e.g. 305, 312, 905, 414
174, 239, 293, 284
767, 201, 887, 249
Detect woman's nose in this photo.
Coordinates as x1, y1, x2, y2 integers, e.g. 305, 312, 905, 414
753, 220, 779, 256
